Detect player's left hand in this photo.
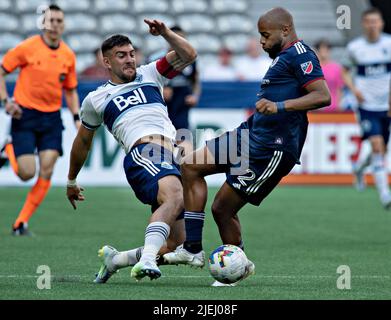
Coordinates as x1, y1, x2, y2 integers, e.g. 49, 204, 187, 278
185, 94, 198, 107
67, 185, 85, 210
144, 19, 168, 36
256, 98, 277, 115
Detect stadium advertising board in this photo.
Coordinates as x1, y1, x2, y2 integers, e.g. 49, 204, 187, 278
0, 110, 381, 186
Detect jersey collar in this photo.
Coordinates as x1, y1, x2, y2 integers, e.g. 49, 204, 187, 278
40, 35, 61, 50
108, 80, 118, 86
281, 39, 302, 52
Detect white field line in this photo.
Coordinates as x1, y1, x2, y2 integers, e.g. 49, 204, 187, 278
0, 275, 389, 279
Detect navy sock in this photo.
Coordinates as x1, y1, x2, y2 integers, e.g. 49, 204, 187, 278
183, 211, 205, 253
238, 240, 244, 251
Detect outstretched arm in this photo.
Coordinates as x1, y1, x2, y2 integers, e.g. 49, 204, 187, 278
67, 126, 96, 210
144, 19, 197, 71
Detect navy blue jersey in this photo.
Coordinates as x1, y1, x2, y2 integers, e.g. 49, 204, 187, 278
250, 40, 324, 162
167, 61, 197, 130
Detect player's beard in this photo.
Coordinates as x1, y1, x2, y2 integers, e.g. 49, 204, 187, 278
265, 40, 283, 59
114, 68, 136, 83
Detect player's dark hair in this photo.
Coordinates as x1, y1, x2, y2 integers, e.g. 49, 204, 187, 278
48, 4, 63, 12
101, 35, 133, 55
362, 7, 383, 19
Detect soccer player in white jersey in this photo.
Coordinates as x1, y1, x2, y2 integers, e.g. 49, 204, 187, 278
66, 19, 197, 282
343, 8, 391, 208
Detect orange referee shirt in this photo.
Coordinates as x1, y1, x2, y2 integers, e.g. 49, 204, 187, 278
2, 35, 78, 112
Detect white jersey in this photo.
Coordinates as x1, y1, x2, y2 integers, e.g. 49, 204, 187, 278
80, 60, 176, 154
346, 33, 391, 112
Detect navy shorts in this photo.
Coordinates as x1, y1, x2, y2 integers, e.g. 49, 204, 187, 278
358, 108, 391, 144
206, 128, 296, 206
11, 107, 64, 158
124, 143, 182, 211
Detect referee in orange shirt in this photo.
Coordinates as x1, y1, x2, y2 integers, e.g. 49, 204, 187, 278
0, 4, 80, 235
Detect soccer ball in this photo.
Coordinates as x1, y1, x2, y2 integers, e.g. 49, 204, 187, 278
208, 244, 248, 284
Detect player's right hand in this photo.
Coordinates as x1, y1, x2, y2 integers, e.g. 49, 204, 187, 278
144, 19, 168, 36
256, 98, 277, 115
67, 185, 85, 210
5, 100, 23, 120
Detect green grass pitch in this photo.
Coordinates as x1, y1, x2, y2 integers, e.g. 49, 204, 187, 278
0, 186, 390, 300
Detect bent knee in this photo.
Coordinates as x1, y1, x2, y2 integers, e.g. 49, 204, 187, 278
180, 160, 198, 178
170, 190, 184, 212
211, 200, 225, 221
39, 167, 54, 179
17, 167, 35, 181
158, 178, 184, 209
18, 171, 35, 182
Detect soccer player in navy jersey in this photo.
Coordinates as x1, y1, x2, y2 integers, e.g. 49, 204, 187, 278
164, 7, 331, 286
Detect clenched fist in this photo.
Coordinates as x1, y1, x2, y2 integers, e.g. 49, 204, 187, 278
256, 99, 278, 115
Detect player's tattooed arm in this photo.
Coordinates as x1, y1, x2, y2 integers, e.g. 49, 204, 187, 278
144, 19, 197, 71
67, 126, 95, 209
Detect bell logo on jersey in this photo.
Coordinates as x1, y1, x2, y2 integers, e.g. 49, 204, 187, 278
112, 88, 147, 111
300, 61, 313, 75
365, 64, 387, 77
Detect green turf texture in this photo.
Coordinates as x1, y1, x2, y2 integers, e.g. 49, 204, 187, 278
0, 186, 390, 300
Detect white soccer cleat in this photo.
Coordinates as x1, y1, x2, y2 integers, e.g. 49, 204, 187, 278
163, 245, 205, 268
94, 245, 119, 284
211, 258, 255, 287
131, 260, 161, 281
352, 164, 366, 192
211, 281, 237, 287
243, 259, 255, 280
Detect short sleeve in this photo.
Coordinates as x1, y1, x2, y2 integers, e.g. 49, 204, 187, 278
80, 94, 102, 130
291, 50, 325, 88
63, 54, 78, 89
156, 56, 181, 79
2, 42, 28, 73
138, 60, 169, 88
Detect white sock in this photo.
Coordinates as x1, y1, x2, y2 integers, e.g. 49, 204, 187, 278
140, 222, 170, 263
372, 153, 390, 200
354, 153, 371, 174
112, 247, 143, 269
